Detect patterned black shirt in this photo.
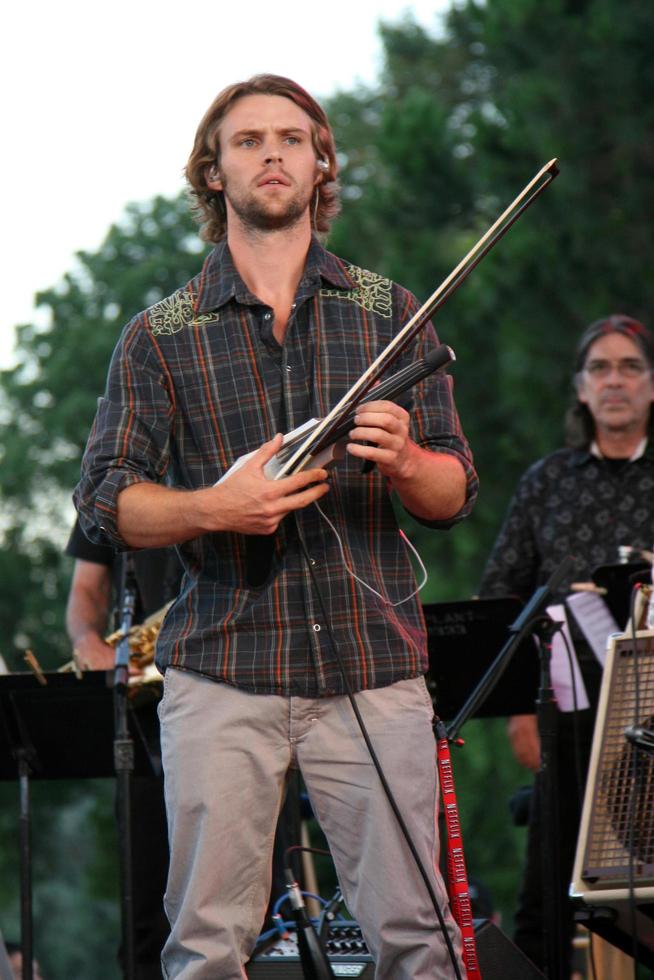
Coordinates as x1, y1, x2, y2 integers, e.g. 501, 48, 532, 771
75, 238, 477, 696
479, 444, 654, 604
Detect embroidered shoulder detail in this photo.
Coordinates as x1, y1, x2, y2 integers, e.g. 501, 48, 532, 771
149, 287, 218, 336
320, 264, 393, 318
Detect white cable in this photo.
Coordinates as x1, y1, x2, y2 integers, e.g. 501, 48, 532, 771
315, 501, 428, 607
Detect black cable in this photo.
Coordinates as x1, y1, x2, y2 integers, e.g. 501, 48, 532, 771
284, 871, 335, 980
588, 931, 599, 980
317, 887, 345, 945
296, 526, 463, 980
531, 614, 569, 978
627, 584, 643, 970
558, 616, 597, 980
284, 848, 347, 945
558, 618, 585, 808
284, 844, 332, 888
285, 845, 332, 862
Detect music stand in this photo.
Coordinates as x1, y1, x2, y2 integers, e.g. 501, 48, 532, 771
422, 597, 540, 721
0, 670, 161, 980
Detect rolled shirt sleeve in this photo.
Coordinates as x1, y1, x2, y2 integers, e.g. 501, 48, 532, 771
74, 315, 174, 549
402, 305, 478, 529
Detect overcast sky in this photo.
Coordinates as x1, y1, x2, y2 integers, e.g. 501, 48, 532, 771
1, 0, 451, 368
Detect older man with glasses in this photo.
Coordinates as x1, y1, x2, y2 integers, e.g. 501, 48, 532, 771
479, 314, 654, 976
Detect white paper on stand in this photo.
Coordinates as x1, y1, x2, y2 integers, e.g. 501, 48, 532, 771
546, 604, 590, 712
565, 590, 618, 669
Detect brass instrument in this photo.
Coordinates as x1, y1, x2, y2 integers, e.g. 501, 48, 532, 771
60, 602, 172, 692
105, 602, 173, 693
105, 601, 173, 668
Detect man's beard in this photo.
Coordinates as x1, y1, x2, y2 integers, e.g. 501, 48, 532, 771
222, 177, 313, 232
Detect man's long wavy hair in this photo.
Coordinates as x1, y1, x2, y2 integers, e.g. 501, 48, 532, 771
185, 74, 340, 243
565, 314, 654, 447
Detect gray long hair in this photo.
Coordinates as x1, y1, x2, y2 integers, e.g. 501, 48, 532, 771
565, 314, 654, 448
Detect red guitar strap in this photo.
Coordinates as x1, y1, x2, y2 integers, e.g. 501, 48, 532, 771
435, 717, 482, 980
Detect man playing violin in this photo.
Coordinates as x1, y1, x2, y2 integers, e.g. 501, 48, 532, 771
75, 74, 477, 979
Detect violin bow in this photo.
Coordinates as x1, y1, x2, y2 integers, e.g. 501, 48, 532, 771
274, 157, 559, 479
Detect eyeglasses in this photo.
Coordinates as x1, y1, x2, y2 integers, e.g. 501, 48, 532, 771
583, 358, 651, 379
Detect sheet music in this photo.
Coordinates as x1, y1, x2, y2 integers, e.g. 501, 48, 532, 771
565, 590, 618, 668
546, 604, 590, 712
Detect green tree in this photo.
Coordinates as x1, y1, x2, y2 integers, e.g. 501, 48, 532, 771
0, 194, 206, 670
327, 0, 654, 592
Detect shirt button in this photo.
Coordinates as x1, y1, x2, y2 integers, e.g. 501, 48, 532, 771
286, 365, 292, 372
264, 312, 272, 320
309, 558, 317, 566
312, 623, 321, 632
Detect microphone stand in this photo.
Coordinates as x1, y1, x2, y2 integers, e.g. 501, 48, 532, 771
284, 871, 334, 979
113, 555, 137, 980
531, 615, 567, 980
17, 742, 37, 980
446, 556, 574, 980
447, 557, 573, 743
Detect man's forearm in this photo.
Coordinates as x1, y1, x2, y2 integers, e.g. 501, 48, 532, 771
389, 444, 467, 521
345, 400, 469, 521
65, 560, 115, 669
66, 595, 110, 647
116, 437, 331, 546
117, 482, 207, 548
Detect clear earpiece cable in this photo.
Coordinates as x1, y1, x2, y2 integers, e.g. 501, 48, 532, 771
315, 501, 428, 606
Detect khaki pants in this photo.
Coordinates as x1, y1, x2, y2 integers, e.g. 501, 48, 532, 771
159, 669, 462, 979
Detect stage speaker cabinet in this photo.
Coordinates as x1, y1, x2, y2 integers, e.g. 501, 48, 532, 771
245, 918, 545, 979
571, 628, 654, 967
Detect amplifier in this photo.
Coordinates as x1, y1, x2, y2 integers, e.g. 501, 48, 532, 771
246, 922, 373, 978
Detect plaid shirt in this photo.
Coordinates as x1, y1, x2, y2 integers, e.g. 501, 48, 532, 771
75, 238, 477, 696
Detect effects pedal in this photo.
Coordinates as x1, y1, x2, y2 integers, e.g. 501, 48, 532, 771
246, 921, 374, 978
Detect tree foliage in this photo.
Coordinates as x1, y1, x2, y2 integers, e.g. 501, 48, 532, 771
327, 0, 654, 596
1, 0, 653, 968
0, 195, 207, 670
